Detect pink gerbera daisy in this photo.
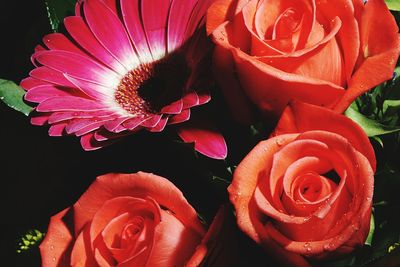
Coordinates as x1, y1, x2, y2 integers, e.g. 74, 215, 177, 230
21, 0, 227, 159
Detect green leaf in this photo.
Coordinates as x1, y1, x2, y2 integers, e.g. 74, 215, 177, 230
385, 0, 400, 11
44, 0, 76, 32
16, 229, 45, 253
345, 107, 400, 137
212, 175, 230, 185
0, 79, 33, 116
371, 136, 384, 148
365, 214, 376, 246
383, 99, 400, 115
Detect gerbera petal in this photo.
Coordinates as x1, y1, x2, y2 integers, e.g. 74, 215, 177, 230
167, 0, 199, 52
37, 96, 108, 112
35, 44, 46, 52
122, 116, 148, 130
177, 115, 227, 159
24, 0, 214, 155
141, 115, 162, 128
42, 33, 86, 55
64, 16, 128, 75
109, 124, 128, 134
80, 132, 115, 151
49, 123, 68, 136
169, 109, 191, 125
74, 0, 83, 16
64, 74, 112, 100
48, 110, 114, 124
120, 0, 153, 62
84, 0, 139, 70
24, 85, 72, 103
30, 67, 76, 88
182, 91, 199, 108
197, 90, 211, 105
149, 116, 169, 132
94, 129, 131, 141
185, 0, 214, 37
66, 117, 113, 135
31, 46, 46, 67
31, 113, 50, 126
141, 0, 170, 59
160, 99, 183, 114
35, 50, 120, 87
100, 0, 118, 14
103, 117, 131, 132
75, 122, 111, 136
20, 77, 48, 90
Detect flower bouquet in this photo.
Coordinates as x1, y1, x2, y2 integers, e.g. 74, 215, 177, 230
2, 0, 400, 266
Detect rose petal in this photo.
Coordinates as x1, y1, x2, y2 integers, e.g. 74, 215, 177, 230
70, 224, 98, 267
73, 173, 205, 237
39, 208, 73, 267
273, 101, 376, 171
230, 46, 345, 118
147, 210, 203, 266
228, 134, 298, 242
334, 0, 400, 112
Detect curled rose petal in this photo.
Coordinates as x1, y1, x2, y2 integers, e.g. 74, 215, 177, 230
207, 0, 400, 123
228, 102, 375, 266
40, 172, 233, 266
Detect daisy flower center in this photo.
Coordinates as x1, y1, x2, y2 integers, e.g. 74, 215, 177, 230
114, 53, 190, 116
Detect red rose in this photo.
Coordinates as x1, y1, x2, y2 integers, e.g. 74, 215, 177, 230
228, 101, 375, 267
207, 0, 400, 123
40, 172, 225, 267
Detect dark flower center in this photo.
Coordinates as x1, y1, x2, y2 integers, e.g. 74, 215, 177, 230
115, 53, 190, 115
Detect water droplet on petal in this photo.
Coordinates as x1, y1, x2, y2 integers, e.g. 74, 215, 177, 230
351, 224, 360, 231
50, 245, 54, 250
275, 138, 285, 146
303, 242, 312, 253
52, 257, 56, 262
323, 242, 334, 251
